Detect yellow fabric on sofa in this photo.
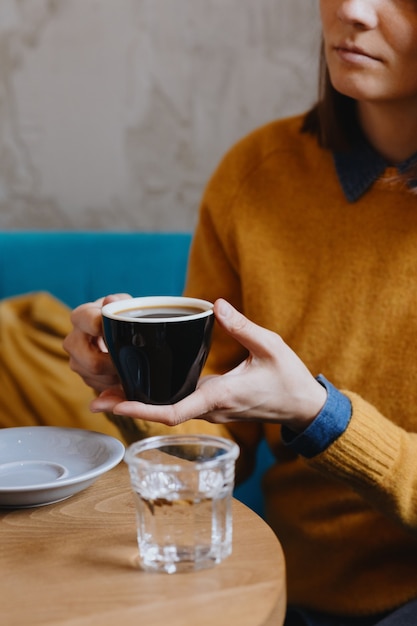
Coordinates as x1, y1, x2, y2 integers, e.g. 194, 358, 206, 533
0, 291, 122, 439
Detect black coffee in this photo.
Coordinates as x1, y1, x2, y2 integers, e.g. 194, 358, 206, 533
102, 305, 214, 405
116, 305, 205, 319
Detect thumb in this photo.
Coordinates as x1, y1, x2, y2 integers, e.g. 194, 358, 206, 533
213, 298, 273, 356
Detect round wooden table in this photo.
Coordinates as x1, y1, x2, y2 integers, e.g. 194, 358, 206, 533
1, 462, 286, 626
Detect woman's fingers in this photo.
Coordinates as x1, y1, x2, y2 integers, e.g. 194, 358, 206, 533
63, 294, 131, 392
90, 375, 226, 425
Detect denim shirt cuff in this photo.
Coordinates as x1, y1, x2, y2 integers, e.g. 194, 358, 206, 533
281, 374, 352, 458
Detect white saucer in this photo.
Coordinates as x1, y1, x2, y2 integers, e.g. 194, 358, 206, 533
0, 426, 125, 508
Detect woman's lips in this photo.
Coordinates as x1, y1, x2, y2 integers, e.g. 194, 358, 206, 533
334, 44, 381, 65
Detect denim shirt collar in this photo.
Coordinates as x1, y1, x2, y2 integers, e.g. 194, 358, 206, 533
333, 138, 417, 202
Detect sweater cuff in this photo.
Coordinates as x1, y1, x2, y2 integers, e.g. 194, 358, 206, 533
281, 374, 352, 458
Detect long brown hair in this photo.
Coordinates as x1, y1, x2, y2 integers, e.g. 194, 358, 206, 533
302, 43, 417, 186
302, 43, 358, 151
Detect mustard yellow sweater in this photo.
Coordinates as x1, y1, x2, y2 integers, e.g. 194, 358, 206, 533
181, 114, 417, 616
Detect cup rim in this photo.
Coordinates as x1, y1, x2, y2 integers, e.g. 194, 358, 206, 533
102, 296, 214, 323
124, 434, 240, 470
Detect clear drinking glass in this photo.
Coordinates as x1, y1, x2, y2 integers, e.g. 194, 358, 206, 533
125, 434, 240, 574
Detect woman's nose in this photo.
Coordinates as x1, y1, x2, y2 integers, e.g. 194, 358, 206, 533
336, 0, 378, 29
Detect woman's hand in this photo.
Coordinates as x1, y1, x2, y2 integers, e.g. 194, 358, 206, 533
63, 293, 131, 394
89, 298, 327, 433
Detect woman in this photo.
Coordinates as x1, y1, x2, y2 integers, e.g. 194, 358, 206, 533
64, 1, 417, 623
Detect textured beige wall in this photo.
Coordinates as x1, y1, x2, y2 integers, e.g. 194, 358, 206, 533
0, 0, 320, 231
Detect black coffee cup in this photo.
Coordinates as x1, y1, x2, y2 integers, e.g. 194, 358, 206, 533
102, 296, 214, 405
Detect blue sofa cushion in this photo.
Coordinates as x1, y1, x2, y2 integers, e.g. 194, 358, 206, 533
0, 231, 192, 308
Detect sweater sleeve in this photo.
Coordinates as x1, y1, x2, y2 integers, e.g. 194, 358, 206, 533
309, 390, 417, 532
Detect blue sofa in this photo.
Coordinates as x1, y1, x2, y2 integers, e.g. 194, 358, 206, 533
0, 231, 275, 517
0, 231, 192, 308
